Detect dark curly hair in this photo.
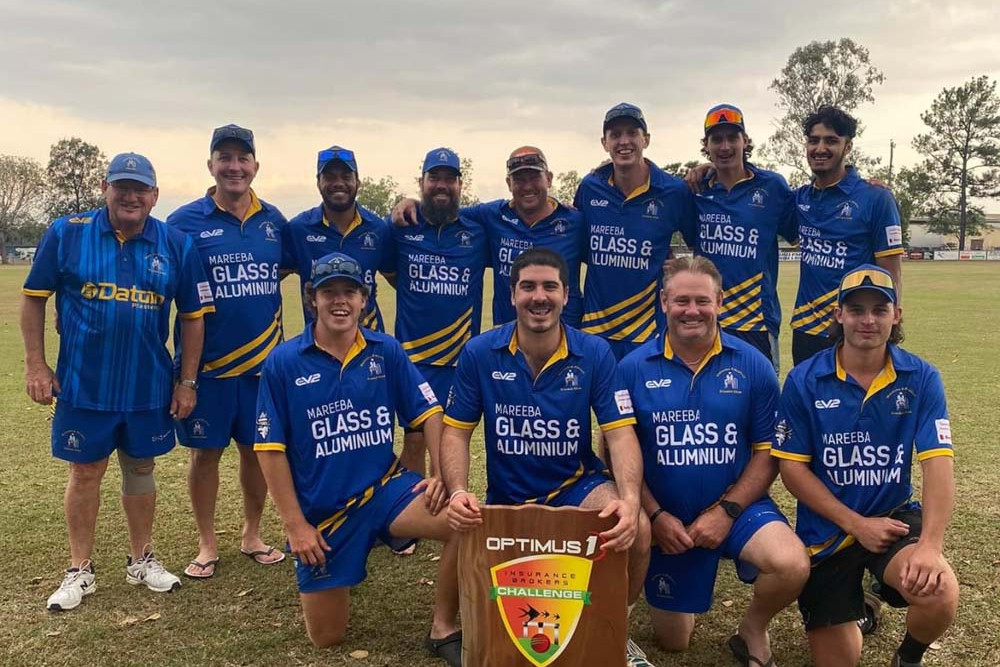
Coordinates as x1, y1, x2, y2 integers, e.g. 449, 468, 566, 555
803, 106, 858, 139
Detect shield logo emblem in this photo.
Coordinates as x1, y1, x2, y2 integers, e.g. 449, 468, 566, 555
490, 553, 597, 666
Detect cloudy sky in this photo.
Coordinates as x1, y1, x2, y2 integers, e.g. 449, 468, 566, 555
1, 0, 998, 216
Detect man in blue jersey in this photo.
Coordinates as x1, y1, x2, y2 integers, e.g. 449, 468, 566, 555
254, 253, 461, 665
694, 104, 798, 371
575, 102, 697, 361
169, 124, 288, 579
440, 248, 656, 667
790, 106, 904, 365
391, 148, 488, 477
772, 265, 958, 667
21, 153, 214, 610
619, 256, 809, 666
391, 146, 587, 327
285, 146, 396, 331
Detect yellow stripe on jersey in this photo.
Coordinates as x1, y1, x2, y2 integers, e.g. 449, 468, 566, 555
443, 415, 479, 430
600, 417, 637, 432
253, 442, 286, 452
770, 449, 811, 463
582, 289, 657, 335
409, 405, 443, 429
22, 288, 54, 298
917, 448, 954, 461
524, 461, 586, 504
583, 282, 656, 323
807, 533, 855, 557
216, 332, 281, 378
341, 330, 368, 370
408, 321, 471, 364
401, 307, 472, 350
792, 288, 839, 317
752, 441, 771, 451
874, 247, 905, 258
362, 309, 378, 329
202, 310, 280, 372
722, 272, 762, 297
634, 319, 658, 343
179, 305, 216, 320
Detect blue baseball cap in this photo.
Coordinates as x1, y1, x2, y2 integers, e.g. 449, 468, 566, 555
210, 124, 255, 154
317, 146, 358, 176
311, 252, 365, 290
603, 102, 647, 132
838, 264, 897, 305
422, 147, 461, 175
106, 152, 157, 187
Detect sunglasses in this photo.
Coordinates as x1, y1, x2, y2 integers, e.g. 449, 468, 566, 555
313, 256, 362, 280
318, 148, 356, 164
704, 107, 744, 130
840, 269, 895, 291
216, 126, 254, 142
506, 153, 546, 172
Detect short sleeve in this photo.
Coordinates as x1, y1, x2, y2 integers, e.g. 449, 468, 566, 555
443, 344, 483, 429
22, 222, 62, 297
389, 341, 442, 427
913, 365, 953, 461
871, 189, 904, 258
253, 355, 289, 452
592, 342, 637, 431
775, 174, 799, 244
771, 373, 814, 463
749, 354, 781, 451
175, 236, 215, 318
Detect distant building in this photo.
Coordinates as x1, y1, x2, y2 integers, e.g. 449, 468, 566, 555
908, 213, 1000, 250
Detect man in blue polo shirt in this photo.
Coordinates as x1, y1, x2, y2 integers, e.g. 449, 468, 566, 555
168, 124, 289, 579
575, 102, 697, 360
694, 104, 798, 370
285, 146, 396, 331
391, 148, 488, 476
440, 248, 656, 667
619, 256, 809, 666
254, 252, 461, 666
790, 106, 904, 365
22, 153, 214, 610
772, 265, 958, 667
391, 146, 587, 327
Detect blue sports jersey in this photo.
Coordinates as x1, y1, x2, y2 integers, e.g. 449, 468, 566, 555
390, 208, 489, 366
772, 345, 953, 561
619, 331, 779, 524
575, 162, 697, 344
23, 208, 214, 411
694, 164, 797, 336
791, 168, 904, 336
254, 327, 441, 527
168, 191, 287, 377
464, 198, 586, 327
444, 322, 636, 504
284, 205, 395, 331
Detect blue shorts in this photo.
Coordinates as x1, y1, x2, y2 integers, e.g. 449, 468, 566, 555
605, 338, 642, 362
295, 470, 424, 593
176, 375, 259, 449
645, 497, 788, 614
405, 365, 454, 433
52, 400, 175, 463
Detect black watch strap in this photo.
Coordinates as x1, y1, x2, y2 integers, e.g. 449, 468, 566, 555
719, 499, 743, 519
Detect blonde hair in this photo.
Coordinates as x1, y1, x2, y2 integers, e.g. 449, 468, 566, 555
661, 256, 723, 296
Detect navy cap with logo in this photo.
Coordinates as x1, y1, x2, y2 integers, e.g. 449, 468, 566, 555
311, 252, 366, 290
837, 264, 897, 305
703, 104, 746, 136
603, 102, 647, 132
210, 124, 256, 154
317, 146, 358, 176
106, 152, 157, 187
422, 147, 461, 175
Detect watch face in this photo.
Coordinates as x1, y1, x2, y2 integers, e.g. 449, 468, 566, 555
721, 501, 741, 519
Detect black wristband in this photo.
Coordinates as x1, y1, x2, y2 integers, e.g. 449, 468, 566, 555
649, 508, 666, 523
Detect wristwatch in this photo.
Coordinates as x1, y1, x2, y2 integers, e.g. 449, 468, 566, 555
719, 499, 743, 520
178, 378, 199, 390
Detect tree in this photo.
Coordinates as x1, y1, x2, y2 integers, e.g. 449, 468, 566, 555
553, 170, 581, 204
662, 160, 702, 179
45, 137, 106, 219
760, 38, 885, 184
458, 157, 479, 206
912, 75, 1000, 249
0, 155, 46, 263
357, 175, 406, 218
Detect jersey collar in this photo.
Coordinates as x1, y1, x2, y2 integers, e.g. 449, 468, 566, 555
204, 188, 263, 221
707, 166, 756, 191
323, 208, 363, 236
661, 330, 724, 377
97, 207, 158, 244
608, 172, 651, 202
300, 324, 369, 366
810, 165, 860, 195
828, 343, 917, 403
500, 323, 572, 375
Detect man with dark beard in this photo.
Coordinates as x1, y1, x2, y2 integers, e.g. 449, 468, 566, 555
284, 146, 396, 332
389, 148, 488, 477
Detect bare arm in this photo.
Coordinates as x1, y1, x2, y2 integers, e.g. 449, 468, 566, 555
899, 456, 955, 596
413, 412, 447, 515
687, 449, 778, 549
441, 424, 482, 531
170, 315, 205, 419
603, 425, 642, 506
256, 450, 329, 566
21, 294, 60, 404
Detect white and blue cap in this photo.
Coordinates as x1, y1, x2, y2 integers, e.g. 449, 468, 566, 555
311, 252, 366, 290
106, 152, 157, 187
837, 264, 897, 305
422, 147, 461, 175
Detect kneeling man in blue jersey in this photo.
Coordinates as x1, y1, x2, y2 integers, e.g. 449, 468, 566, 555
772, 265, 958, 667
440, 248, 656, 667
254, 252, 461, 666
22, 153, 214, 610
619, 256, 809, 666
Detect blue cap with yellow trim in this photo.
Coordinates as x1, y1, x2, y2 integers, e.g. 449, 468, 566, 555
422, 147, 461, 175
317, 146, 358, 176
838, 264, 897, 305
311, 252, 365, 290
210, 124, 255, 154
106, 152, 156, 187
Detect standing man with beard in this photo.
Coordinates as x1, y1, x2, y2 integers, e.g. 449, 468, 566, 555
285, 146, 396, 332
790, 106, 903, 365
391, 146, 587, 327
389, 148, 488, 476
575, 103, 697, 361
169, 124, 289, 579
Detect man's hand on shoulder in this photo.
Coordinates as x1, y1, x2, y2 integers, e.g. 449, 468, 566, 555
390, 198, 420, 227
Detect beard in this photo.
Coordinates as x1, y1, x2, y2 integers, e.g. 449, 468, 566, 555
421, 193, 459, 226
322, 191, 357, 213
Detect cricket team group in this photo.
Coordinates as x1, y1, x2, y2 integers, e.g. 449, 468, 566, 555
20, 101, 959, 667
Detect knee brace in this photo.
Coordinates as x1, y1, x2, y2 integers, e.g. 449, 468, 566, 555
117, 450, 156, 495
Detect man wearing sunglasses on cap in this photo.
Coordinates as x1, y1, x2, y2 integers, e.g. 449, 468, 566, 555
285, 146, 396, 332
389, 148, 488, 479
390, 146, 587, 328
254, 252, 462, 666
772, 265, 957, 667
168, 123, 290, 580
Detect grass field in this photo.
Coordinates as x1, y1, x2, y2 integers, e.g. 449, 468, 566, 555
0, 261, 998, 667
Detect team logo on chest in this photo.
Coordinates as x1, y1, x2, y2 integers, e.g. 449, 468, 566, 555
716, 367, 746, 395
560, 366, 584, 391
458, 230, 473, 248
552, 219, 567, 236
749, 188, 767, 208
259, 220, 279, 242
365, 354, 385, 380
146, 253, 168, 276
836, 200, 859, 220
361, 232, 378, 249
888, 387, 915, 416
643, 199, 661, 219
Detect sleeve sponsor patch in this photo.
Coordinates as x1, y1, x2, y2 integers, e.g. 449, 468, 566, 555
197, 281, 213, 304
886, 225, 902, 246
614, 389, 633, 415
775, 419, 791, 447
419, 381, 437, 404
935, 418, 952, 445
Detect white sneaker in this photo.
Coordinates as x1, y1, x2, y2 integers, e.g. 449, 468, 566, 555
125, 548, 181, 593
626, 637, 655, 667
47, 561, 96, 611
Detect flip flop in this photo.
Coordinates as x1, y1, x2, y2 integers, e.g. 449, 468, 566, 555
239, 546, 286, 565
728, 634, 775, 667
425, 630, 462, 667
183, 558, 219, 579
